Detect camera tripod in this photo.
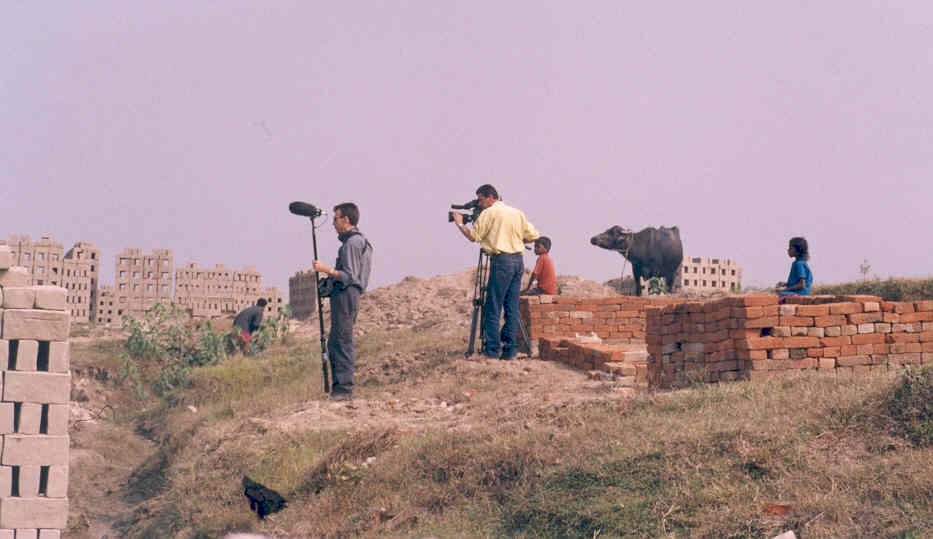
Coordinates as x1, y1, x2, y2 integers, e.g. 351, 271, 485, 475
466, 249, 532, 358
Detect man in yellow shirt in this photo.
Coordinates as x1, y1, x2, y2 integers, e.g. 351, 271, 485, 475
452, 184, 540, 359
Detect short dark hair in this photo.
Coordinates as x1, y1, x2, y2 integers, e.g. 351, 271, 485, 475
535, 236, 551, 252
475, 184, 499, 200
334, 202, 360, 226
257, 298, 268, 307
789, 237, 809, 260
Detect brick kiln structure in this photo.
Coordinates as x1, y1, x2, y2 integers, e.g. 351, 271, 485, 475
0, 246, 71, 537
522, 293, 933, 390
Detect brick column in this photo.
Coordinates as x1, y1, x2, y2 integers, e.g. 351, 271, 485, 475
0, 246, 69, 538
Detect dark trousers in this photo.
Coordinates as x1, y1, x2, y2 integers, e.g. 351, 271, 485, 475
329, 286, 360, 395
482, 252, 523, 357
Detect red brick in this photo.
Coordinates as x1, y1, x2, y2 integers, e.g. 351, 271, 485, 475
796, 305, 830, 317
733, 295, 780, 307
742, 317, 780, 329
853, 333, 884, 345
821, 336, 852, 347
848, 312, 884, 324
732, 306, 763, 318
829, 303, 861, 315
807, 348, 823, 357
837, 355, 870, 366
741, 337, 782, 350
900, 312, 933, 323
841, 344, 858, 356
887, 333, 921, 344
823, 347, 841, 358
920, 331, 933, 342
781, 336, 820, 348
916, 300, 933, 312
814, 315, 848, 327
779, 316, 814, 327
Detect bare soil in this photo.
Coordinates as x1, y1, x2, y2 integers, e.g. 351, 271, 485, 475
67, 269, 629, 537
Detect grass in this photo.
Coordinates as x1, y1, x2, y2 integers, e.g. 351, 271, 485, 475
73, 329, 933, 538
812, 277, 933, 301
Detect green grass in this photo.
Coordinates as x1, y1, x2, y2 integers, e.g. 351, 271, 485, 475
812, 277, 933, 301
76, 331, 933, 538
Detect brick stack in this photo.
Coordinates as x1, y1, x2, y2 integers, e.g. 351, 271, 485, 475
539, 337, 650, 388
645, 297, 740, 388
521, 295, 684, 345
0, 246, 70, 538
645, 293, 933, 388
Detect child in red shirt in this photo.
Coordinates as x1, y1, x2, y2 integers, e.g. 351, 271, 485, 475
522, 236, 557, 295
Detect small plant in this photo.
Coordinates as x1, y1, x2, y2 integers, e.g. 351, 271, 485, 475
647, 277, 666, 295
859, 258, 872, 281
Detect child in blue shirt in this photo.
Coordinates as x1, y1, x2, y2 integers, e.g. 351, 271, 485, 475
776, 236, 813, 296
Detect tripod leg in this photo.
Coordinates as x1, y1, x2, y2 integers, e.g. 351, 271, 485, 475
517, 314, 532, 356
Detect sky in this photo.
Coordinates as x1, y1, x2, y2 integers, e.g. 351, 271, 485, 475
3, 1, 932, 297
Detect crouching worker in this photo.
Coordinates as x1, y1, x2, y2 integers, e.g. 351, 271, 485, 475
522, 236, 557, 296
233, 298, 268, 354
312, 202, 374, 401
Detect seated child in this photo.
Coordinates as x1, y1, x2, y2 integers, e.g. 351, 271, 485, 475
522, 236, 557, 296
776, 236, 812, 296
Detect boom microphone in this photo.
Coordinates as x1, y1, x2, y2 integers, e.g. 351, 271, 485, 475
289, 201, 326, 218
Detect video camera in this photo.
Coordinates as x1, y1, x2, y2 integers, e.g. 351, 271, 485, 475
448, 199, 483, 225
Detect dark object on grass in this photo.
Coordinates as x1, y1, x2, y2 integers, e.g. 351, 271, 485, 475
243, 475, 286, 519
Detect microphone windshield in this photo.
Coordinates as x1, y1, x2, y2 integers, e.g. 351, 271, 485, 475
289, 201, 323, 218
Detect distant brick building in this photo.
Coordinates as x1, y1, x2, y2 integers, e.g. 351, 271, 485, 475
114, 248, 174, 318
174, 262, 282, 318
288, 269, 318, 320
1, 235, 101, 322
95, 285, 116, 325
676, 256, 742, 293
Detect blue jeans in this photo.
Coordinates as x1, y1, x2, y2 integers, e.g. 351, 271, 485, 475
482, 253, 523, 357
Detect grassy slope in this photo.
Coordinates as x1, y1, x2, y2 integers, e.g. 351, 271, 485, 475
76, 327, 933, 539
811, 277, 933, 301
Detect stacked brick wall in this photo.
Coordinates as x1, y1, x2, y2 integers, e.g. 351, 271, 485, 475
522, 295, 684, 387
0, 246, 70, 538
520, 295, 684, 343
646, 294, 933, 388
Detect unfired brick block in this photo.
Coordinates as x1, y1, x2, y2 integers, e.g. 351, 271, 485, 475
38, 530, 60, 539
0, 289, 34, 310
0, 466, 10, 497
32, 287, 66, 312
18, 465, 41, 497
0, 405, 12, 435
0, 247, 13, 270
45, 405, 67, 436
0, 268, 30, 289
16, 529, 38, 539
13, 341, 38, 371
0, 528, 10, 539
17, 404, 41, 435
0, 497, 68, 529
3, 373, 70, 404
46, 466, 68, 499
1, 311, 69, 342
47, 343, 68, 373
1, 436, 69, 466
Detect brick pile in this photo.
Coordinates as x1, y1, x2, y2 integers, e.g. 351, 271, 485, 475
522, 295, 685, 387
646, 294, 933, 388
539, 337, 651, 388
0, 246, 70, 538
520, 295, 683, 343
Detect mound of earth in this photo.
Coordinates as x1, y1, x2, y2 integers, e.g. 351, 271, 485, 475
291, 268, 623, 337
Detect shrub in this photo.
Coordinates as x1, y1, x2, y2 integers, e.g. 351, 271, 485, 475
812, 277, 933, 301
121, 303, 290, 398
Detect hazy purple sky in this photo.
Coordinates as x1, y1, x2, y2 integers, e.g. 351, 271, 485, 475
3, 2, 932, 295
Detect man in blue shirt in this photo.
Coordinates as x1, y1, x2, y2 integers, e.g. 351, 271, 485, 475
776, 236, 812, 296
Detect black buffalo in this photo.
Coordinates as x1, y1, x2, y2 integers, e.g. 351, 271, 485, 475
591, 225, 684, 296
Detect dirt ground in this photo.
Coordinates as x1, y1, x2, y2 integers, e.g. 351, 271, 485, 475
65, 269, 638, 537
